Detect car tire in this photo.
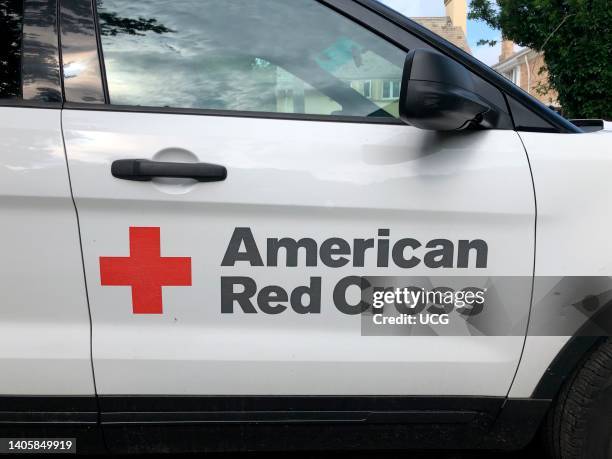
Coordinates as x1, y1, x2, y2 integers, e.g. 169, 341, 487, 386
543, 338, 612, 459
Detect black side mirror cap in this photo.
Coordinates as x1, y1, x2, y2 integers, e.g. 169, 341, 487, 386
399, 49, 493, 131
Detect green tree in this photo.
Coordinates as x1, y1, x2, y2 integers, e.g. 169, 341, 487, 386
469, 0, 611, 119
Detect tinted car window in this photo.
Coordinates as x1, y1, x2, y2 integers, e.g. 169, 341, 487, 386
96, 0, 406, 118
0, 0, 23, 99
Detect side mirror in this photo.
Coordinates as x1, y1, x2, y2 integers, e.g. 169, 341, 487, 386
399, 49, 492, 131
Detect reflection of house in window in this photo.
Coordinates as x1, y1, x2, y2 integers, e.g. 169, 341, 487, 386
382, 80, 400, 100
277, 88, 294, 113
268, 0, 475, 117
362, 80, 372, 98
334, 51, 404, 116
275, 67, 340, 115
274, 51, 403, 116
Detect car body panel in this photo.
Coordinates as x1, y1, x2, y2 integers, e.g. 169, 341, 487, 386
0, 107, 93, 395
63, 109, 535, 396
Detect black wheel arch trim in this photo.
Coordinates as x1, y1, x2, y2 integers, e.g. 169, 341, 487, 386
532, 336, 607, 399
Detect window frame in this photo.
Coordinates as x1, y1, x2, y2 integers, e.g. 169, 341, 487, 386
58, 0, 580, 132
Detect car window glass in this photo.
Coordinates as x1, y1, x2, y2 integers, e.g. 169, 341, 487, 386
0, 0, 23, 100
96, 0, 406, 118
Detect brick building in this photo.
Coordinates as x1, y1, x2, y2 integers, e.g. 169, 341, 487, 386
493, 40, 559, 108
412, 0, 471, 54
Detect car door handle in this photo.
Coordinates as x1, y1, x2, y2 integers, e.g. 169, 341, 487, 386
111, 159, 227, 182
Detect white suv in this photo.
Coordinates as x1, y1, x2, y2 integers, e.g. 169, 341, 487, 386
0, 0, 610, 457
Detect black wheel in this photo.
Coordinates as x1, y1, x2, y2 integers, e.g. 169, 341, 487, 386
544, 338, 612, 459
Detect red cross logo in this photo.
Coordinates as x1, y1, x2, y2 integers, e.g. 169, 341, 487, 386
99, 227, 192, 314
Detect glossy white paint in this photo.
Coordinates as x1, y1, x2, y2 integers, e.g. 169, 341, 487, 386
508, 129, 612, 398
3, 105, 608, 400
0, 108, 93, 395
62, 110, 535, 396
521, 130, 612, 277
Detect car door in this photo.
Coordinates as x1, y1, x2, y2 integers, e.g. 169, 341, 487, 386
0, 0, 94, 405
60, 0, 535, 408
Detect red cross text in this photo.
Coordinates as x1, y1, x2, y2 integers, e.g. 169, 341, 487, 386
100, 227, 192, 314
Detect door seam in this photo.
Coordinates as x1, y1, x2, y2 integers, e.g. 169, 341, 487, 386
502, 130, 539, 409
59, 110, 101, 417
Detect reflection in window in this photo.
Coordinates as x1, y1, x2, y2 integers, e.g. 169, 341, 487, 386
363, 80, 372, 99
0, 0, 23, 99
382, 80, 401, 100
97, 0, 405, 118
